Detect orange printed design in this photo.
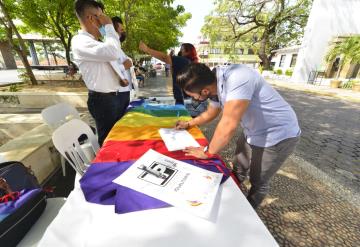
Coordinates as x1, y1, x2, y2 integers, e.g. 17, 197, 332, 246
204, 175, 212, 180
188, 200, 203, 206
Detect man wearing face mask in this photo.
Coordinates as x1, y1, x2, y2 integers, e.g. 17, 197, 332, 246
111, 16, 136, 107
72, 0, 132, 146
175, 63, 301, 209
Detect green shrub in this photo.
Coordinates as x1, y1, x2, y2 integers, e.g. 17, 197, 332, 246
276, 69, 283, 75
285, 69, 293, 76
341, 80, 358, 89
17, 68, 31, 84
9, 84, 20, 92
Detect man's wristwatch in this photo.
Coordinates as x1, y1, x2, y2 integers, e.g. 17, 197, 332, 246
203, 146, 216, 159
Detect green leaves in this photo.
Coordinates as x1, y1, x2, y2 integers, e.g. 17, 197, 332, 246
202, 0, 313, 68
103, 0, 190, 56
1, 0, 189, 62
325, 35, 360, 79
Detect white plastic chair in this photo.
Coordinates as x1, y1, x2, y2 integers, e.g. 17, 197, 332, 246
52, 119, 100, 176
41, 102, 80, 130
41, 103, 81, 176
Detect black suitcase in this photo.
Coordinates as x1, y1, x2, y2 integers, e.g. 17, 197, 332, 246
0, 161, 46, 247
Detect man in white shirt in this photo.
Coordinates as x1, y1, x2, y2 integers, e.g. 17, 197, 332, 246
72, 0, 132, 146
111, 16, 134, 104
175, 63, 300, 209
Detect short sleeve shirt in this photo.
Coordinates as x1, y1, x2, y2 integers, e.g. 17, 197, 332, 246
210, 64, 301, 147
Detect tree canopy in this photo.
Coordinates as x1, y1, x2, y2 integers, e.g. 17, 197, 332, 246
0, 0, 37, 84
17, 0, 79, 65
202, 0, 312, 69
0, 0, 190, 82
326, 35, 360, 79
103, 0, 191, 57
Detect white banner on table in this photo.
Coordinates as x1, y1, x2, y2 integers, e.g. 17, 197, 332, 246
159, 128, 200, 151
113, 149, 222, 219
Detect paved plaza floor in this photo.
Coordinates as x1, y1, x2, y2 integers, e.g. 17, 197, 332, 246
14, 73, 359, 247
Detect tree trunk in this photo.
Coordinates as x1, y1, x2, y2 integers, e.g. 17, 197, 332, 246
65, 34, 73, 65
19, 49, 37, 84
59, 34, 72, 66
65, 46, 71, 66
0, 1, 37, 85
258, 31, 271, 70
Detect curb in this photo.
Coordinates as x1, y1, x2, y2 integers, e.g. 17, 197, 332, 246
269, 81, 360, 103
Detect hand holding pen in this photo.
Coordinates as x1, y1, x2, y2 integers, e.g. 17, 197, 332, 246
175, 120, 190, 130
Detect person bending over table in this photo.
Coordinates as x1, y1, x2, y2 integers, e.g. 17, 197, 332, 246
175, 63, 301, 209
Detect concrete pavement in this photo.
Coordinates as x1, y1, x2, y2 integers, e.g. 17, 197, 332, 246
145, 74, 360, 247
4, 73, 358, 246
0, 69, 66, 86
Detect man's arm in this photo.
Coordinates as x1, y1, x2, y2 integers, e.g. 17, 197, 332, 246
183, 100, 249, 159
72, 24, 121, 62
175, 104, 221, 129
139, 41, 172, 65
208, 100, 249, 154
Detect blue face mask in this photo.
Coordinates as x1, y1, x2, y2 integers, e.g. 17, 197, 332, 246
99, 25, 106, 37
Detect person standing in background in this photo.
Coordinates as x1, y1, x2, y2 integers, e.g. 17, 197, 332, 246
72, 0, 132, 146
139, 42, 200, 104
111, 16, 136, 112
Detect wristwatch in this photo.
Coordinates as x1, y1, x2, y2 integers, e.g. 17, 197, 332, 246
203, 145, 216, 159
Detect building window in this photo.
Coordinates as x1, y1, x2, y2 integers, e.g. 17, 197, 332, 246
236, 48, 244, 55
279, 55, 286, 67
290, 54, 297, 67
210, 48, 221, 54
247, 49, 254, 55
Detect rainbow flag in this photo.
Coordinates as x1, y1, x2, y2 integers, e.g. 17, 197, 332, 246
80, 100, 230, 214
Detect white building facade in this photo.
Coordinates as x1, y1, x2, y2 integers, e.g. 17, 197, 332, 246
291, 0, 360, 83
272, 46, 300, 73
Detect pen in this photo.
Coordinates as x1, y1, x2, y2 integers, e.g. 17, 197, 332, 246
138, 165, 166, 179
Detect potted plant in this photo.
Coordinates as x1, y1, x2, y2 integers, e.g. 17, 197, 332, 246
352, 80, 360, 92
325, 36, 360, 88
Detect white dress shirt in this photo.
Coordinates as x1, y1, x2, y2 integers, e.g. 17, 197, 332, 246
71, 24, 128, 93
116, 57, 133, 92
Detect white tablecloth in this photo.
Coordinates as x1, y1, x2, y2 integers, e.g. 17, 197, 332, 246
38, 178, 278, 247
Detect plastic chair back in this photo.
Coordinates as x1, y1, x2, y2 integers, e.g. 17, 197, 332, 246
52, 119, 99, 175
41, 103, 80, 130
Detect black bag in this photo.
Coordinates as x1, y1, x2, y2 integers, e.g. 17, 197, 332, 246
0, 161, 47, 247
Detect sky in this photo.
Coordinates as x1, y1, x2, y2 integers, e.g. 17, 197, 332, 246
173, 0, 215, 44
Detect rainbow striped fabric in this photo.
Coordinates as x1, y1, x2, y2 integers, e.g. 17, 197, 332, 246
80, 100, 230, 214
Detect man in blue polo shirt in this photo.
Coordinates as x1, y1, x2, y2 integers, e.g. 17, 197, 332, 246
175, 63, 300, 209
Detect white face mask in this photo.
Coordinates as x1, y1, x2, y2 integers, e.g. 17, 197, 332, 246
99, 25, 106, 37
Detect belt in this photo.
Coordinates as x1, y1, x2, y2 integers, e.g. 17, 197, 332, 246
88, 90, 123, 96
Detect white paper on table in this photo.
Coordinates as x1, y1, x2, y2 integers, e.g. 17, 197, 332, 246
159, 128, 200, 151
113, 149, 223, 220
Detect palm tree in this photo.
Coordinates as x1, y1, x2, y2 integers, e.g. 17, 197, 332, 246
326, 35, 360, 79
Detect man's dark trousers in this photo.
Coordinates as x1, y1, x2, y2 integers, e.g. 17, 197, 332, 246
87, 91, 130, 146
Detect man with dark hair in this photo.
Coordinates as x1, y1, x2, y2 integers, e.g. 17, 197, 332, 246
112, 16, 127, 43
72, 0, 132, 146
175, 63, 301, 209
139, 41, 190, 104
110, 16, 134, 112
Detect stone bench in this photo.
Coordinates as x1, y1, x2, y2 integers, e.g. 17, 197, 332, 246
0, 92, 88, 109
0, 113, 93, 184
0, 123, 59, 184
